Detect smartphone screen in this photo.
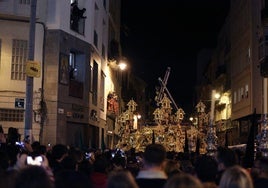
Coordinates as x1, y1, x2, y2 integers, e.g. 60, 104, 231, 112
27, 156, 43, 166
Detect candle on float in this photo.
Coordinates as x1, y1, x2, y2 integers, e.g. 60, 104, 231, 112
133, 115, 138, 129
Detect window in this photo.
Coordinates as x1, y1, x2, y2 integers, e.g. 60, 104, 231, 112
0, 108, 24, 122
69, 52, 85, 82
94, 3, 99, 28
245, 84, 249, 98
69, 52, 77, 80
68, 51, 85, 98
11, 39, 28, 80
102, 19, 106, 58
241, 87, 244, 99
103, 0, 106, 10
94, 30, 98, 48
93, 4, 99, 48
92, 61, 98, 105
89, 65, 93, 92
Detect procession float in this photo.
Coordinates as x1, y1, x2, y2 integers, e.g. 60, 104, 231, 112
115, 67, 211, 154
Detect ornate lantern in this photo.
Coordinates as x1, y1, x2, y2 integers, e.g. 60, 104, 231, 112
127, 99, 137, 112
178, 108, 185, 121
196, 101, 206, 113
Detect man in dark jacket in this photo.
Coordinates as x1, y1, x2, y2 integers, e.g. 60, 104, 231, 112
215, 146, 238, 185
135, 143, 167, 188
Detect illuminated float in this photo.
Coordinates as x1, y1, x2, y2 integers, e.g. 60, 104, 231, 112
115, 67, 210, 153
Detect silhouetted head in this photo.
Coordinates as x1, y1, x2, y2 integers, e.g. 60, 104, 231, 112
143, 143, 166, 166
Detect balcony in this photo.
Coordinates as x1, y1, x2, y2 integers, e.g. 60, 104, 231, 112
70, 1, 86, 35
70, 18, 85, 35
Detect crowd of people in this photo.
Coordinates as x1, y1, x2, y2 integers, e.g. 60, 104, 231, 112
1, 126, 268, 188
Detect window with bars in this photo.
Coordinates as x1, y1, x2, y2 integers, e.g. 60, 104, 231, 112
0, 108, 24, 122
11, 39, 28, 80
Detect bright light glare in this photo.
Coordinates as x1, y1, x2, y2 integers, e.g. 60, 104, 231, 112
118, 62, 127, 70
214, 93, 220, 99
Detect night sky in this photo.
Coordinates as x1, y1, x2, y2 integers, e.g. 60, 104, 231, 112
120, 0, 230, 115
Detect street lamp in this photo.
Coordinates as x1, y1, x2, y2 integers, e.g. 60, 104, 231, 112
107, 57, 128, 71
189, 116, 194, 122
118, 60, 127, 70
214, 92, 220, 100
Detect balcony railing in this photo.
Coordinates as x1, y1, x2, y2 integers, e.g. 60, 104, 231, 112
70, 17, 85, 35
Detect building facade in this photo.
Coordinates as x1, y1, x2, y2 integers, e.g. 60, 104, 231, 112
196, 0, 268, 147
0, 0, 122, 149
